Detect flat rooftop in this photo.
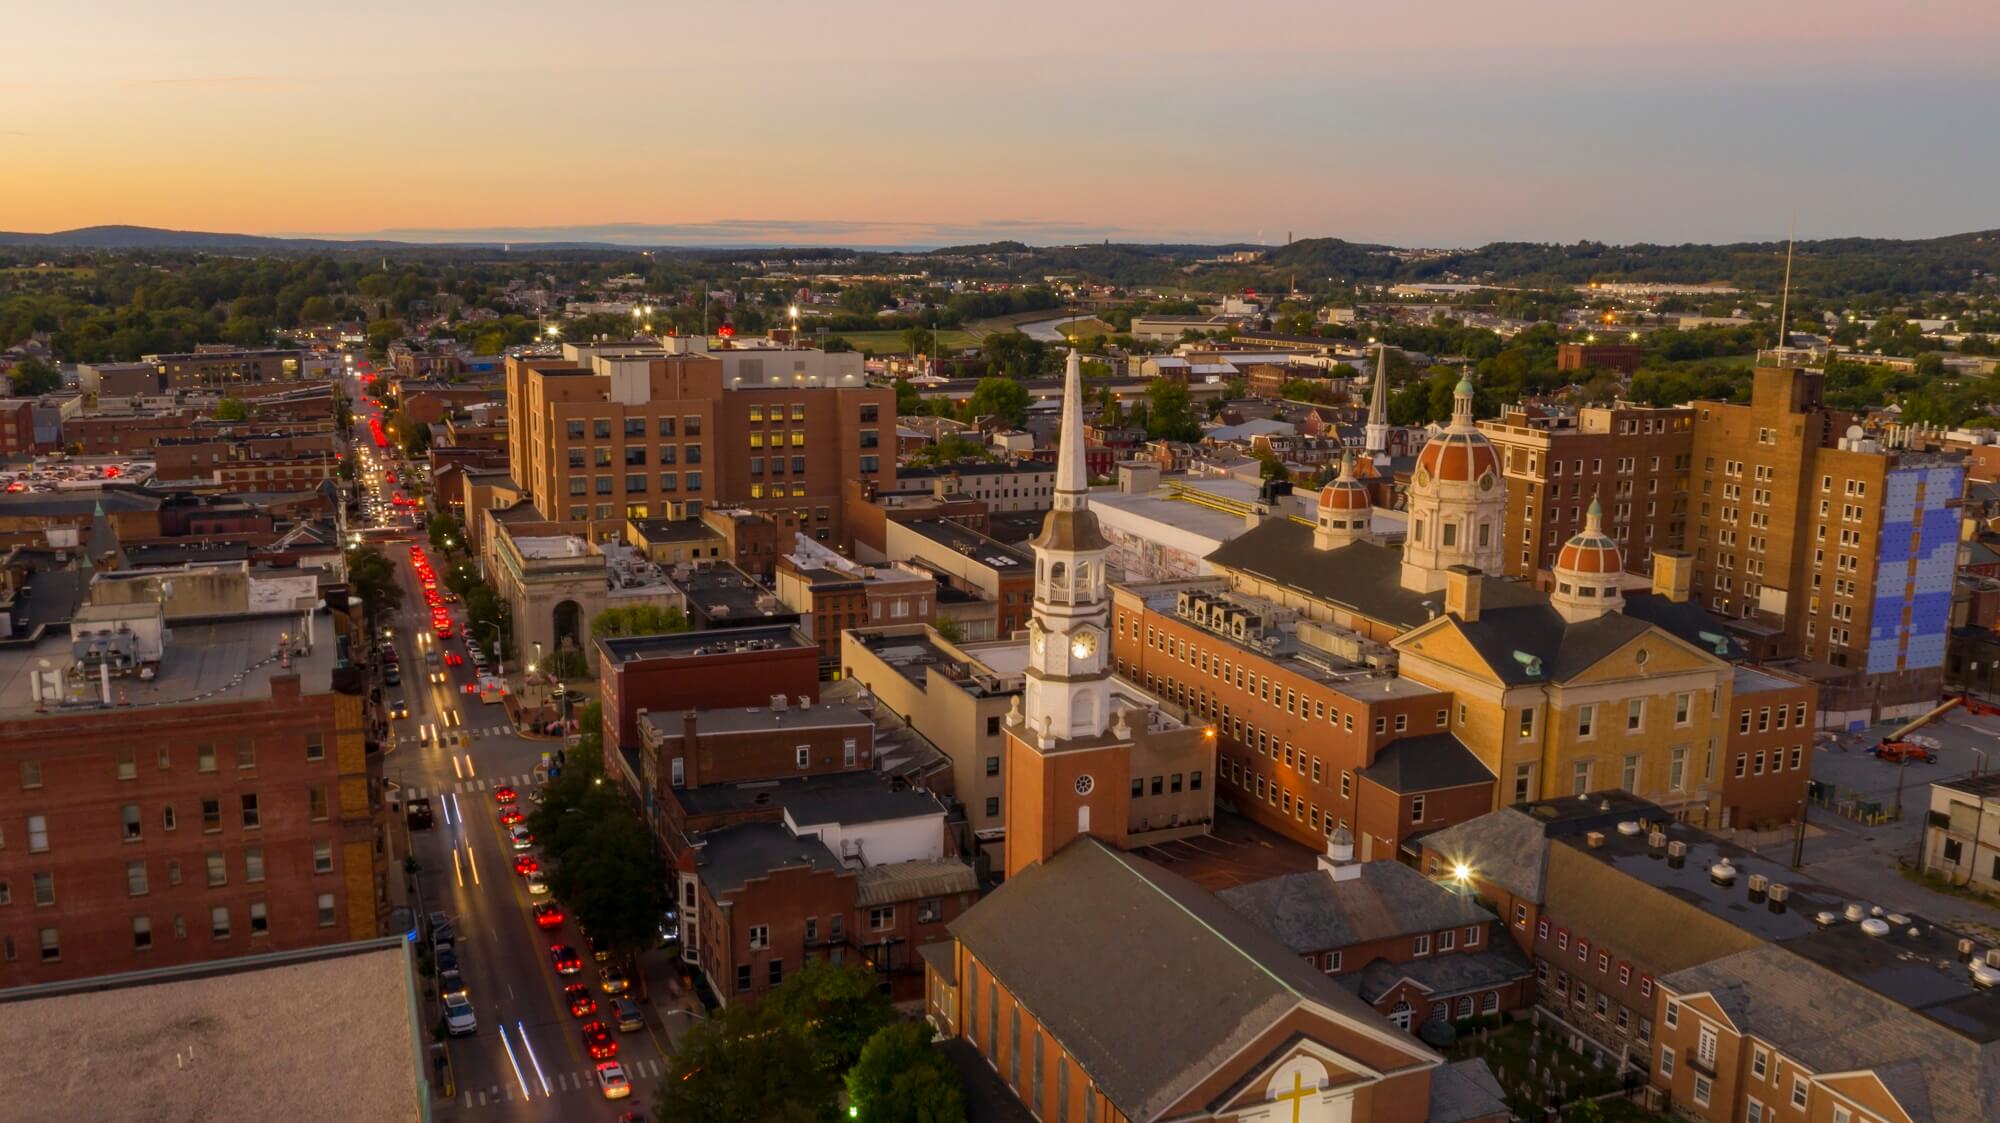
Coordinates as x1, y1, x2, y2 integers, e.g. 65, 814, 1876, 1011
678, 565, 795, 622
512, 533, 592, 560
648, 701, 874, 738
1732, 664, 1797, 695
598, 623, 809, 664
901, 518, 1031, 568
1561, 820, 2000, 1041
0, 939, 425, 1123
0, 611, 343, 719
677, 767, 946, 826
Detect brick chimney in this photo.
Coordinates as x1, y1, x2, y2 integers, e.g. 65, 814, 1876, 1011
1444, 565, 1482, 622
1651, 549, 1693, 604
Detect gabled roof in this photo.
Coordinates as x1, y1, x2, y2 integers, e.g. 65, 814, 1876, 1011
1343, 945, 1534, 1004
1217, 859, 1493, 953
1665, 945, 2000, 1123
1417, 809, 1551, 901
1357, 733, 1493, 794
1620, 591, 1745, 660
1414, 602, 1655, 686
948, 837, 1431, 1123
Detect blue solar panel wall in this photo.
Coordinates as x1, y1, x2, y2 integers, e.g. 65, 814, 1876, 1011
1868, 463, 1962, 674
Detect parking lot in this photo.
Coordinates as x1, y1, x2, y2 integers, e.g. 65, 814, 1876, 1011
1748, 709, 2000, 938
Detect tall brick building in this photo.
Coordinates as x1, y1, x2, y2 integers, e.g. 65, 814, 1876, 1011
506, 338, 893, 551
1687, 364, 1963, 719
1479, 402, 1693, 580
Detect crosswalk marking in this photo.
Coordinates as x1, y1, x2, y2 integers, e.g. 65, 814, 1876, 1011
401, 774, 540, 802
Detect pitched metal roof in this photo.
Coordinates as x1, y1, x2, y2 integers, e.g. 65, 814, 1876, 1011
948, 837, 1429, 1122
1441, 602, 1654, 685
1343, 944, 1534, 1004
1216, 859, 1494, 953
1416, 808, 1553, 901
853, 858, 978, 907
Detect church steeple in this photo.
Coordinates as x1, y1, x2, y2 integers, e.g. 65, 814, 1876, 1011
1020, 348, 1112, 746
1363, 344, 1390, 458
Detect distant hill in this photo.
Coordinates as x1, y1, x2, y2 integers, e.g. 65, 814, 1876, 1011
0, 225, 409, 251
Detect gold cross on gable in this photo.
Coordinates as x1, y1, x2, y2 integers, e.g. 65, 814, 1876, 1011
1270, 1071, 1318, 1123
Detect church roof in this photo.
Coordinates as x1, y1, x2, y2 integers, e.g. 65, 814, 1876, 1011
1028, 506, 1110, 553
1206, 526, 1540, 632
1217, 859, 1494, 954
1418, 809, 1553, 902
1343, 945, 1534, 1005
949, 836, 1427, 1122
1555, 499, 1622, 576
1620, 592, 1746, 660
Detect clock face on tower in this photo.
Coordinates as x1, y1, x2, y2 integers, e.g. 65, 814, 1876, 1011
1074, 775, 1095, 795
1070, 630, 1097, 660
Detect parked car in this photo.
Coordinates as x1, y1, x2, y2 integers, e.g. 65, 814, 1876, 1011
443, 994, 477, 1036
438, 968, 468, 1000
406, 797, 435, 831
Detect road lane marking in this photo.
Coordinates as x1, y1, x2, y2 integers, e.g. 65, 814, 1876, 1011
451, 755, 462, 780
517, 1020, 551, 1095
465, 843, 480, 886
464, 754, 476, 778
451, 847, 463, 887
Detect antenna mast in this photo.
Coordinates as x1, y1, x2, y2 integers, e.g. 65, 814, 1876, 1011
1775, 212, 1796, 355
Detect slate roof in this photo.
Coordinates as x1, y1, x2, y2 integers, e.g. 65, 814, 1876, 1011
948, 837, 1429, 1123
1344, 944, 1534, 1005
1444, 602, 1652, 685
1665, 945, 2000, 1123
1621, 591, 1746, 660
1357, 733, 1493, 794
693, 821, 845, 897
1416, 809, 1552, 902
1427, 1059, 1511, 1123
1205, 529, 1540, 631
1217, 859, 1493, 953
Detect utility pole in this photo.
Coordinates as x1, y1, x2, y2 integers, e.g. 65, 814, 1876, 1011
1790, 795, 1810, 870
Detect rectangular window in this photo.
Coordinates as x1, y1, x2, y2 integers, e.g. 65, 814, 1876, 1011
305, 734, 324, 762
1693, 1075, 1711, 1108
122, 803, 143, 841
1519, 707, 1535, 738
1413, 934, 1431, 956
117, 750, 137, 780
236, 740, 256, 771
241, 793, 260, 829
250, 901, 268, 936
317, 892, 337, 927
1627, 699, 1644, 731
1410, 794, 1426, 822
244, 847, 265, 883
211, 906, 231, 940
32, 871, 55, 906
1577, 705, 1595, 737
40, 928, 59, 962
197, 743, 216, 772
308, 786, 328, 821
870, 906, 894, 930
19, 759, 41, 788
749, 925, 769, 950
133, 916, 152, 950
127, 860, 148, 896
313, 839, 333, 873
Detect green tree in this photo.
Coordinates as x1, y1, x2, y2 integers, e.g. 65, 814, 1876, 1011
345, 547, 405, 621
399, 423, 431, 457
1145, 379, 1203, 441
964, 377, 1030, 427
213, 397, 249, 421
655, 1001, 832, 1123
427, 512, 462, 552
1278, 378, 1336, 404
8, 357, 60, 396
366, 318, 404, 360
932, 616, 964, 644
893, 377, 922, 416
909, 434, 996, 466
978, 332, 1052, 378
763, 959, 895, 1074
299, 295, 336, 323
590, 603, 690, 639
846, 1022, 967, 1123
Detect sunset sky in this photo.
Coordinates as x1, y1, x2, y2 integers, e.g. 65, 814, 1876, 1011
5, 1, 1997, 247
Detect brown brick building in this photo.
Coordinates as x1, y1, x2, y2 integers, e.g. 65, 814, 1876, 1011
1479, 402, 1694, 580
506, 340, 893, 550
0, 612, 386, 987
1556, 342, 1644, 374
1718, 666, 1816, 830
594, 626, 820, 756
1688, 365, 1964, 719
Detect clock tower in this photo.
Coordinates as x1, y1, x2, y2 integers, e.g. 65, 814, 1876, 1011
1022, 347, 1113, 745
1002, 348, 1208, 880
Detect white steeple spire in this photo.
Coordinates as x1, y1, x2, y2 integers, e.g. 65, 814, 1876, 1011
1363, 344, 1390, 457
1053, 347, 1088, 508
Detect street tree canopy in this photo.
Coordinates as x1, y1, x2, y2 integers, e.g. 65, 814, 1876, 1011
964, 377, 1030, 427
846, 1022, 968, 1123
590, 603, 690, 639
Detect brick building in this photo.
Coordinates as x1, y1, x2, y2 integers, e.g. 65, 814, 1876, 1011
1688, 364, 1964, 720
594, 626, 820, 756
505, 338, 893, 549
1219, 835, 1533, 1034
0, 607, 387, 987
774, 537, 937, 675
1478, 402, 1694, 580
1719, 666, 1817, 830
1556, 343, 1644, 374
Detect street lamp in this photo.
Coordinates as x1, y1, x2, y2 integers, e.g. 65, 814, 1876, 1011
481, 620, 505, 676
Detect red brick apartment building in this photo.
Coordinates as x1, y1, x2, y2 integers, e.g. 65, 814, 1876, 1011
0, 611, 387, 987
1720, 666, 1817, 830
1112, 581, 1498, 861
594, 625, 820, 757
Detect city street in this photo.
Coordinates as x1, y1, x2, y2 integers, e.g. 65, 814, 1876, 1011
349, 383, 679, 1120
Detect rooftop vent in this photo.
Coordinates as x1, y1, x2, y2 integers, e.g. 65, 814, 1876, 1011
1767, 884, 1790, 913
1585, 831, 1605, 849
1816, 911, 1838, 927
1747, 874, 1768, 902
1709, 859, 1738, 886
1859, 917, 1891, 938
1844, 903, 1866, 923
1647, 830, 1667, 853
1958, 938, 1976, 961
1666, 840, 1687, 869
1616, 820, 1643, 836
1971, 960, 2000, 989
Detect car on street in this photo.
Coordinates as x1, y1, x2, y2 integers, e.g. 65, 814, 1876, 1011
406, 797, 435, 831
612, 999, 644, 1033
533, 902, 565, 929
443, 994, 477, 1036
494, 786, 517, 805
599, 965, 631, 995
499, 808, 523, 826
565, 983, 597, 1017
550, 944, 583, 975
596, 1062, 631, 1100
384, 664, 401, 685
438, 968, 468, 1000
435, 946, 458, 975
444, 651, 463, 666
526, 873, 550, 895
588, 935, 612, 963
581, 1020, 618, 1059
389, 696, 408, 719
509, 825, 533, 850
513, 854, 540, 877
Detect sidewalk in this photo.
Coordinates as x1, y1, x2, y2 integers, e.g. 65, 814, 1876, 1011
638, 948, 707, 1055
